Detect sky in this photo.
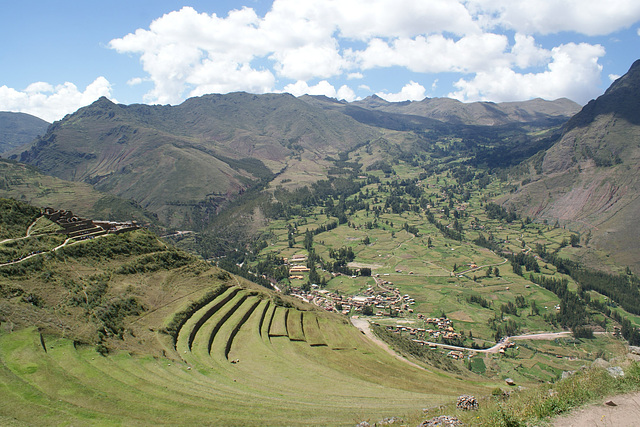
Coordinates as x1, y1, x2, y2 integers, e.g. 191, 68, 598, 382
1, 0, 639, 122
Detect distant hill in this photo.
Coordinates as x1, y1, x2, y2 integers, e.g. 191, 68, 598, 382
0, 111, 49, 153
349, 95, 581, 127
9, 93, 379, 228
503, 60, 640, 272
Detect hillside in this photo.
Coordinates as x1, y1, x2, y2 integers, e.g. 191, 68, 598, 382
0, 158, 159, 228
0, 199, 487, 425
503, 60, 640, 272
0, 111, 49, 154
9, 93, 379, 228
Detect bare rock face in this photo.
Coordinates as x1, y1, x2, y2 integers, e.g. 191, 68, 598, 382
456, 394, 478, 410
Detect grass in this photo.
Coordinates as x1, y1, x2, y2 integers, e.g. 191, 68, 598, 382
448, 361, 640, 426
249, 161, 639, 389
0, 278, 493, 425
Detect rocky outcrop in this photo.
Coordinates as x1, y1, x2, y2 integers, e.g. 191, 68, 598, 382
456, 394, 478, 410
417, 415, 462, 427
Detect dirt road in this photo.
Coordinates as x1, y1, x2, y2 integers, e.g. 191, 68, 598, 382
552, 391, 640, 426
350, 316, 428, 371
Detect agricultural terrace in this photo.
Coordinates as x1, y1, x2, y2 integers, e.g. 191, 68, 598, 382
0, 281, 491, 425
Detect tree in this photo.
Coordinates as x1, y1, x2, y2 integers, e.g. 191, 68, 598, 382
485, 266, 493, 277
303, 229, 313, 251
494, 267, 500, 277
570, 234, 580, 247
530, 300, 540, 316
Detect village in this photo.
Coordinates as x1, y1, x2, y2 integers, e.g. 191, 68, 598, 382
282, 254, 487, 359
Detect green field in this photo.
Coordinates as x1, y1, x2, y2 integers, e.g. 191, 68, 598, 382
250, 161, 637, 385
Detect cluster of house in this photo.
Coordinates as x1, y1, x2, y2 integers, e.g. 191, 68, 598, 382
496, 341, 515, 354
43, 207, 140, 239
385, 315, 462, 342
286, 274, 412, 317
286, 255, 310, 280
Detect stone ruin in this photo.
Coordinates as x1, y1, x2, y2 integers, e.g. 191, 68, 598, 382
456, 394, 479, 411
43, 207, 140, 239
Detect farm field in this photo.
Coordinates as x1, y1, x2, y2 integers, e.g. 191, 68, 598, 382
250, 162, 637, 383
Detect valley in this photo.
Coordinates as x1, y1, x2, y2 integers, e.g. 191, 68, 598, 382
1, 60, 640, 425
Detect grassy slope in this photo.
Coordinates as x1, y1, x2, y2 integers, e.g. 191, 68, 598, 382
0, 204, 490, 425
0, 160, 159, 227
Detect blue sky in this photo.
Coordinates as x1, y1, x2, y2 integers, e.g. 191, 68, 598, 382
1, 0, 639, 122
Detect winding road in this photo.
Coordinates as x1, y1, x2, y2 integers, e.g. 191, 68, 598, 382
350, 317, 604, 358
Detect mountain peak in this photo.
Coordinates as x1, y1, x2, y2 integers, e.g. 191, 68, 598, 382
565, 59, 640, 131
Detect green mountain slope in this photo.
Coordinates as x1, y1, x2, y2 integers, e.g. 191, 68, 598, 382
9, 94, 379, 228
0, 111, 49, 153
503, 60, 640, 272
0, 159, 159, 227
0, 199, 486, 425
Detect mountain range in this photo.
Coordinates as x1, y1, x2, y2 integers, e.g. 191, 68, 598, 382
6, 93, 579, 228
3, 60, 640, 271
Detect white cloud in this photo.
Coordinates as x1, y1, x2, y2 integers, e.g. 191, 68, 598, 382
110, 6, 273, 104
377, 81, 426, 102
127, 77, 144, 86
270, 42, 346, 81
449, 43, 605, 104
0, 77, 113, 122
106, 1, 638, 105
328, 0, 479, 39
282, 80, 358, 101
467, 0, 640, 36
352, 33, 510, 73
511, 34, 551, 69
609, 74, 621, 82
